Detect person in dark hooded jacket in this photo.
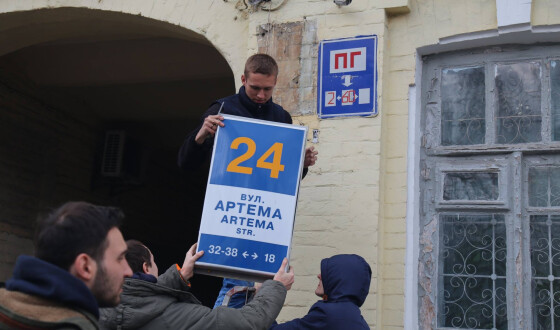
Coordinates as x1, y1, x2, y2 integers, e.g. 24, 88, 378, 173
269, 254, 371, 330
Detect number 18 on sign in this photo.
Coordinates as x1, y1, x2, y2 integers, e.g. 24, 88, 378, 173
195, 114, 307, 281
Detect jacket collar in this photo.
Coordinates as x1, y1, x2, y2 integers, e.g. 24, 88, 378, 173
131, 272, 157, 283
238, 85, 274, 115
6, 255, 100, 318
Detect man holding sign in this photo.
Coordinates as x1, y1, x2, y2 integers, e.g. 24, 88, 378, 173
178, 54, 317, 307
178, 54, 317, 174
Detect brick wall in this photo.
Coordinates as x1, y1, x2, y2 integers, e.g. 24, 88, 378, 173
0, 66, 99, 282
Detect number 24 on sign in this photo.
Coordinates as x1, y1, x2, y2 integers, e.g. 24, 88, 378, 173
226, 137, 284, 179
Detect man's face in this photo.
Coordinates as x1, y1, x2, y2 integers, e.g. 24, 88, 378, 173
315, 273, 324, 297
90, 227, 132, 307
241, 72, 277, 104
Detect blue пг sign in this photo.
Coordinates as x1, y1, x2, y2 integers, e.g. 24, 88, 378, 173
318, 35, 378, 118
195, 114, 307, 280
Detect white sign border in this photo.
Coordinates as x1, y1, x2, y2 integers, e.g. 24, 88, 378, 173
195, 114, 308, 279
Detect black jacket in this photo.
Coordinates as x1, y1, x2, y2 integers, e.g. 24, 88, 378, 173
270, 254, 372, 330
177, 86, 293, 172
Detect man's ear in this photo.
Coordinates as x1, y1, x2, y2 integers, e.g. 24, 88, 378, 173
69, 253, 97, 286
142, 262, 150, 274
241, 74, 246, 85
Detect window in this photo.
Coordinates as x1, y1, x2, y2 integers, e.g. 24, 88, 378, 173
419, 44, 560, 329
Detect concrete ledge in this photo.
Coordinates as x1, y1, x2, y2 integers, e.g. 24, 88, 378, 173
379, 0, 410, 16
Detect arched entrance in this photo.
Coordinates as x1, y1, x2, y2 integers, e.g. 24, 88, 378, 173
0, 7, 235, 306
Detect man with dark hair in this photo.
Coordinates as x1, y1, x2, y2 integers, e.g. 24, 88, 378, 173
0, 201, 133, 329
178, 53, 317, 309
100, 240, 295, 330
178, 53, 317, 174
123, 239, 158, 277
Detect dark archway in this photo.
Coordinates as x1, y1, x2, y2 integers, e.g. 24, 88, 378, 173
0, 7, 235, 306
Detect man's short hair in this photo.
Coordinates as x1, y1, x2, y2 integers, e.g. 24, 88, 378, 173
35, 201, 124, 271
125, 240, 152, 273
244, 54, 279, 78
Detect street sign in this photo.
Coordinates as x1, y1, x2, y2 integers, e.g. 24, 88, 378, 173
195, 114, 307, 281
318, 35, 378, 118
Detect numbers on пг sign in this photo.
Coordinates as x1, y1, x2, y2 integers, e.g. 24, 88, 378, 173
264, 253, 275, 263
227, 137, 285, 179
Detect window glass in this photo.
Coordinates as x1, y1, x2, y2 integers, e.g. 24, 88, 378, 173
529, 167, 560, 207
441, 67, 486, 145
421, 46, 560, 329
443, 172, 499, 201
440, 214, 507, 329
495, 62, 542, 144
530, 215, 560, 329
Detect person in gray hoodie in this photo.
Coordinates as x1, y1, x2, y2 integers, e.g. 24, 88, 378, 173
99, 240, 294, 330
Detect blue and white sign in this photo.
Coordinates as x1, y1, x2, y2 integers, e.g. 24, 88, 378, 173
196, 114, 307, 280
318, 35, 378, 118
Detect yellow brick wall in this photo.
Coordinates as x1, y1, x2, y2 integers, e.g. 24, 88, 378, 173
246, 2, 386, 327
0, 1, 384, 327
2, 0, 558, 329
380, 0, 498, 327
533, 0, 560, 26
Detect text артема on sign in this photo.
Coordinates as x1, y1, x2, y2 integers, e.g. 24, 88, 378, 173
195, 114, 307, 281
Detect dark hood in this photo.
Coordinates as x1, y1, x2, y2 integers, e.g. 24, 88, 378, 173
6, 255, 99, 317
320, 254, 371, 307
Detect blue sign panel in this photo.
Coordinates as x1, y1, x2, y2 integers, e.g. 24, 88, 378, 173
210, 119, 305, 196
317, 35, 378, 118
196, 115, 307, 279
198, 234, 288, 274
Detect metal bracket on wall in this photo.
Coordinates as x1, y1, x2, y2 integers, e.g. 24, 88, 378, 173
312, 129, 319, 143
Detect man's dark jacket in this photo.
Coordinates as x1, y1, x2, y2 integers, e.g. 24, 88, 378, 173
270, 254, 372, 330
178, 85, 293, 172
0, 255, 99, 329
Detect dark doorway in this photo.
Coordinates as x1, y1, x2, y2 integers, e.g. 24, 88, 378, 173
0, 8, 235, 307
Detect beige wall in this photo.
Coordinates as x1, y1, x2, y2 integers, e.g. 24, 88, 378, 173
245, 2, 390, 326
533, 0, 560, 26
0, 2, 384, 327
2, 0, 559, 328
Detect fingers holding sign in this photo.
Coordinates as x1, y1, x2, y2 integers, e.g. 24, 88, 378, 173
304, 146, 318, 168
180, 243, 204, 281
273, 258, 294, 290
195, 114, 225, 145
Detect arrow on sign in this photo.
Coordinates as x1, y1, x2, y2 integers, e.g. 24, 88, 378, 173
341, 75, 354, 87
242, 251, 249, 258
252, 253, 258, 260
